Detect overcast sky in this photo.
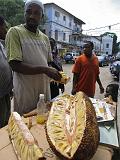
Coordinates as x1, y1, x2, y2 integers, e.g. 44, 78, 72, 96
43, 0, 120, 41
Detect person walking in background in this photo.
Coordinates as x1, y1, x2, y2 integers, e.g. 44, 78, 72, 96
5, 0, 61, 115
72, 41, 104, 98
49, 38, 64, 99
0, 16, 13, 128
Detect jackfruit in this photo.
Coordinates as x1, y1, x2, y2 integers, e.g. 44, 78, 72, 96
8, 112, 45, 160
46, 92, 99, 160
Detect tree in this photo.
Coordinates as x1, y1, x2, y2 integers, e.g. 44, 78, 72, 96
118, 42, 120, 52
112, 34, 119, 55
0, 0, 47, 31
0, 0, 24, 26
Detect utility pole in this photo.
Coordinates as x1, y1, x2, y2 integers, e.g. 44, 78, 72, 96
100, 36, 102, 54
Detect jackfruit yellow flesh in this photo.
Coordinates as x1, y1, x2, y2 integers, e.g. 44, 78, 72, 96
8, 112, 44, 160
52, 71, 70, 84
46, 93, 86, 158
46, 92, 99, 160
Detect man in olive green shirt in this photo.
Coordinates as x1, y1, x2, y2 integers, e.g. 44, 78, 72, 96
6, 0, 61, 115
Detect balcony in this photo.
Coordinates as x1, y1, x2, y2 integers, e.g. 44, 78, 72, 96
72, 28, 82, 35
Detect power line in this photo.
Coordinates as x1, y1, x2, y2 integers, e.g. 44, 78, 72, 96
85, 28, 120, 33
83, 23, 120, 31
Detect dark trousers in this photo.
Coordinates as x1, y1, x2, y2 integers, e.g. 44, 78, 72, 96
0, 94, 11, 128
50, 82, 59, 99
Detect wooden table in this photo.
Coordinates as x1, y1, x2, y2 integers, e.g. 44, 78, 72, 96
0, 117, 118, 160
0, 97, 119, 159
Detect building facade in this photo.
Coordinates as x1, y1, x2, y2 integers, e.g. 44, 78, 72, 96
81, 35, 101, 54
81, 35, 113, 55
44, 3, 85, 54
101, 35, 113, 55
44, 3, 113, 56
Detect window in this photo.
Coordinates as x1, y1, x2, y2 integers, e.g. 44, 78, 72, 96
55, 11, 60, 17
55, 30, 58, 41
69, 18, 72, 27
63, 16, 66, 21
77, 27, 80, 32
55, 11, 60, 21
106, 52, 108, 54
63, 33, 66, 41
74, 37, 76, 41
69, 35, 71, 42
49, 31, 51, 38
106, 43, 109, 48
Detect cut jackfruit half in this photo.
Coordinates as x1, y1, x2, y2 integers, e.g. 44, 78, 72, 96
46, 92, 99, 160
8, 112, 45, 160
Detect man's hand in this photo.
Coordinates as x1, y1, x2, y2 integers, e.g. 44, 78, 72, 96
61, 88, 64, 93
59, 84, 64, 93
71, 88, 76, 95
46, 67, 62, 81
100, 86, 104, 94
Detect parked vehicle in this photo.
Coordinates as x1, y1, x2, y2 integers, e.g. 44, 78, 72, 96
110, 60, 120, 81
97, 55, 109, 67
64, 52, 80, 63
116, 52, 120, 60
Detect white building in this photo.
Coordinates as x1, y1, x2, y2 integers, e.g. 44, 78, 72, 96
44, 3, 113, 55
44, 3, 85, 52
81, 35, 101, 54
102, 35, 113, 55
80, 34, 113, 55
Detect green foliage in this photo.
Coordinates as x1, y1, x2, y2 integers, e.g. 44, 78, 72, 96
0, 0, 25, 26
112, 34, 119, 55
101, 32, 116, 38
0, 0, 47, 31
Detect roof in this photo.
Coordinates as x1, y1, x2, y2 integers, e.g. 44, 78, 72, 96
81, 34, 101, 41
44, 3, 85, 25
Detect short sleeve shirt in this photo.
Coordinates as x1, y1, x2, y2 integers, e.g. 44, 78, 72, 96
5, 24, 52, 115
72, 54, 99, 97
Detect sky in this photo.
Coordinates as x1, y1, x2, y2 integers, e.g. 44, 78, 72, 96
42, 0, 120, 41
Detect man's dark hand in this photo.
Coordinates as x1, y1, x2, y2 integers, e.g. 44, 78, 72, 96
46, 67, 62, 81
71, 88, 76, 95
10, 90, 14, 99
100, 86, 104, 94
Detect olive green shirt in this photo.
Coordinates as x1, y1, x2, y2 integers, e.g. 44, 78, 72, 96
6, 24, 52, 115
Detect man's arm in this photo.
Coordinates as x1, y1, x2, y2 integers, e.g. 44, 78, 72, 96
71, 73, 79, 95
9, 60, 61, 81
116, 77, 120, 143
96, 75, 104, 94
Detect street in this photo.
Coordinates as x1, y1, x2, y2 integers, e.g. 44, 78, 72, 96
62, 63, 118, 99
